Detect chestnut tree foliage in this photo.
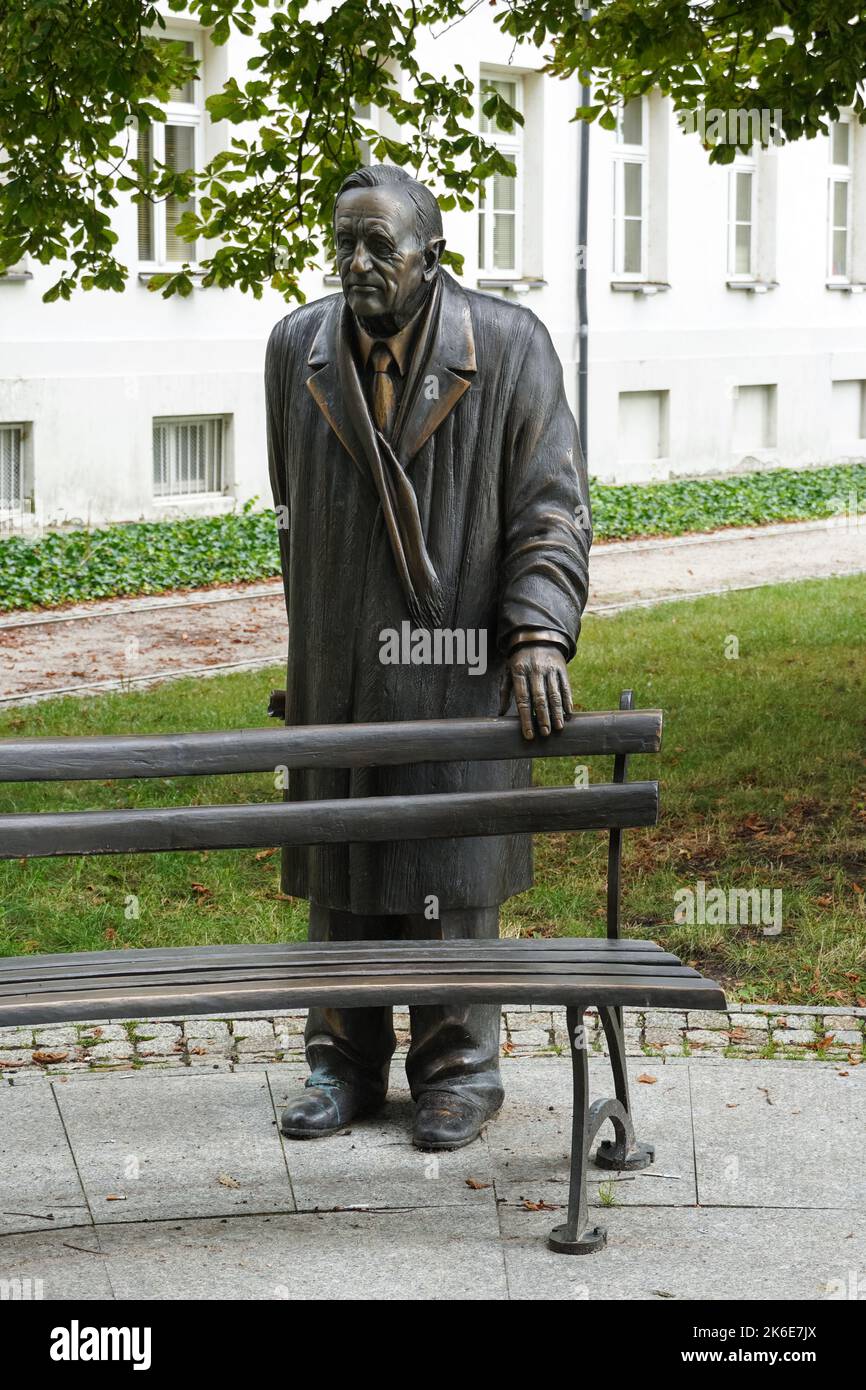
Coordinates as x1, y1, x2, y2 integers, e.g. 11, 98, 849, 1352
2, 0, 865, 302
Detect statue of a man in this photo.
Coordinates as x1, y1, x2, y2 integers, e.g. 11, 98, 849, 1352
266, 164, 591, 1150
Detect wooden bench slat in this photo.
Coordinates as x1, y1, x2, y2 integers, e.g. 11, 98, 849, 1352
0, 962, 705, 1001
0, 712, 663, 782
0, 782, 659, 859
0, 941, 678, 981
0, 971, 725, 1028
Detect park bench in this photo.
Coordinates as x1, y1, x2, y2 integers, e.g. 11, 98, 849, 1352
0, 692, 725, 1254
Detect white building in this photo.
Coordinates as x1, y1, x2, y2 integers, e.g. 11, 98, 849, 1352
2, 8, 866, 528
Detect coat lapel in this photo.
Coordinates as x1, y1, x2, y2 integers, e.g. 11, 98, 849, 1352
305, 297, 371, 487
305, 273, 476, 470
395, 272, 476, 464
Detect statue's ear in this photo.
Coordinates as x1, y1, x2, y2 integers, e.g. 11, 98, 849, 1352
423, 236, 446, 279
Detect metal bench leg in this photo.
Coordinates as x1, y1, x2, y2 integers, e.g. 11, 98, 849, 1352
595, 1005, 655, 1173
549, 1006, 607, 1254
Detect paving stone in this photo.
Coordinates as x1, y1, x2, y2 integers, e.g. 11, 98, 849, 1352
508, 1011, 555, 1030
135, 1037, 184, 1057
486, 1055, 697, 1206
823, 1030, 864, 1046
692, 1060, 866, 1209
825, 1016, 864, 1033
686, 1030, 727, 1047
33, 1026, 80, 1047
643, 1010, 687, 1030
268, 1071, 498, 1212
773, 1028, 817, 1045
687, 1011, 729, 1030
54, 1071, 295, 1223
186, 1039, 232, 1059
232, 1020, 277, 1052
644, 1027, 684, 1046
499, 1205, 866, 1301
183, 1020, 231, 1042
0, 1082, 91, 1234
89, 1041, 134, 1061
98, 1205, 507, 1301
133, 1022, 182, 1041
0, 1227, 114, 1299
0, 1029, 33, 1048
0, 1048, 38, 1070
80, 1025, 128, 1042
506, 1027, 552, 1049
728, 1013, 769, 1031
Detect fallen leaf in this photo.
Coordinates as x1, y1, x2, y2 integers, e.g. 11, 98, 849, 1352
725, 1103, 738, 1109
465, 1178, 491, 1190
216, 1173, 241, 1189
522, 1199, 557, 1212
32, 1050, 68, 1064
837, 1070, 850, 1078
637, 1073, 658, 1085
254, 848, 278, 860
190, 882, 211, 897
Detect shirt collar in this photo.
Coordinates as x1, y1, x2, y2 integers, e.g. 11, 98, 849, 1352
353, 303, 424, 376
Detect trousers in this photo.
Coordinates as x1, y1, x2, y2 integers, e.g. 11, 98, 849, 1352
305, 902, 504, 1106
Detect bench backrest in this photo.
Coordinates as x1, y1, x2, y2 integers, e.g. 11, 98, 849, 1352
0, 692, 661, 939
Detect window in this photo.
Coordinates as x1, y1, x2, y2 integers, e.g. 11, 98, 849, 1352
0, 424, 26, 514
137, 34, 201, 266
618, 390, 669, 463
153, 416, 225, 498
732, 385, 777, 452
828, 120, 852, 280
478, 73, 523, 276
728, 154, 756, 278
612, 98, 647, 277
831, 380, 866, 441
354, 103, 380, 166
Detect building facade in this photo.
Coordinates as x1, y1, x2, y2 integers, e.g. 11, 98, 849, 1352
2, 8, 866, 528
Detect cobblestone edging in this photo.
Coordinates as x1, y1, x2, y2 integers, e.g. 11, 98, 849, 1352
1, 1002, 864, 1080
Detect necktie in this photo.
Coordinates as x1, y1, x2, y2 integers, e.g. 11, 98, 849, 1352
370, 343, 398, 438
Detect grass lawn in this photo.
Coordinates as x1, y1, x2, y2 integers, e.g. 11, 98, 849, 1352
1, 573, 864, 1007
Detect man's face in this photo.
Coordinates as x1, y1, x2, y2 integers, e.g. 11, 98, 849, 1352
335, 185, 435, 330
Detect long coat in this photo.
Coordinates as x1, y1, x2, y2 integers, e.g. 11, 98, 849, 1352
265, 270, 591, 915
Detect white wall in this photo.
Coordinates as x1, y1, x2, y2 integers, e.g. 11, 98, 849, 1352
1, 7, 865, 527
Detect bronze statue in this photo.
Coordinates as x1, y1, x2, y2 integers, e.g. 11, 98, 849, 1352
266, 164, 591, 1149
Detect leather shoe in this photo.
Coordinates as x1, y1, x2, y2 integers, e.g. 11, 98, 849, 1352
280, 1084, 381, 1140
412, 1089, 496, 1151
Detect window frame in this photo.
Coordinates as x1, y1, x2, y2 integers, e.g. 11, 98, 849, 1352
0, 421, 30, 518
137, 29, 203, 270
152, 414, 228, 502
827, 117, 853, 283
727, 151, 757, 280
611, 96, 648, 280
477, 70, 524, 279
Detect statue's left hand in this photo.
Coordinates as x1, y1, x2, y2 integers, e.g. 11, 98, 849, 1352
498, 643, 573, 740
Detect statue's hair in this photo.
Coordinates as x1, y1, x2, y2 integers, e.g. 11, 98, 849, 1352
334, 165, 443, 245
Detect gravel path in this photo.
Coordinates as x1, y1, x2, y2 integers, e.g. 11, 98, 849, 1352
2, 517, 864, 704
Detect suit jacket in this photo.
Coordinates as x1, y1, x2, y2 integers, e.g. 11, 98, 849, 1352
265, 270, 591, 914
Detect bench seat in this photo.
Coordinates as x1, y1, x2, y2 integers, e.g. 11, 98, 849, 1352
0, 937, 725, 1027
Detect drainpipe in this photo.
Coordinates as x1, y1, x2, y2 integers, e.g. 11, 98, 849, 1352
576, 8, 592, 467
